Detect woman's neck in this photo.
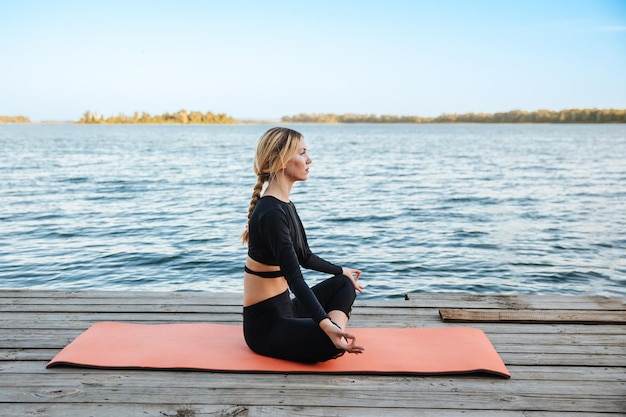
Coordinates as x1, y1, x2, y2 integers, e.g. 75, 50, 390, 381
264, 175, 293, 202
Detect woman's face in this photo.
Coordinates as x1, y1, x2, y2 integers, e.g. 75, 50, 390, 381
284, 139, 311, 182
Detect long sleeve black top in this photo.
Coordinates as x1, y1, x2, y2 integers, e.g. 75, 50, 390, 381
247, 196, 343, 324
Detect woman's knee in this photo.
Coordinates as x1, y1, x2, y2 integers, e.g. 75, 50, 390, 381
336, 274, 357, 299
326, 274, 356, 314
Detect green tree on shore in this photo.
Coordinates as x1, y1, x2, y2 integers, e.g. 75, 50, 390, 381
5, 108, 626, 125
281, 108, 626, 124
77, 109, 236, 124
0, 115, 31, 123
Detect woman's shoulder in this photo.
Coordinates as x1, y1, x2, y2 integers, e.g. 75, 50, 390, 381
257, 195, 290, 208
255, 196, 288, 217
253, 196, 292, 231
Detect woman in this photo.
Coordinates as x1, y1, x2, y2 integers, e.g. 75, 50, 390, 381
242, 127, 364, 363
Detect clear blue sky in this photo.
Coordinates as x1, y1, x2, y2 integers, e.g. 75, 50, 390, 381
1, 0, 624, 121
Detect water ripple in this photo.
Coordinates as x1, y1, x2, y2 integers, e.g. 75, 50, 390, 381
1, 123, 625, 298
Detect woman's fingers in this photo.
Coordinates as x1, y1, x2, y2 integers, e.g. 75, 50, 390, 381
345, 268, 364, 293
352, 279, 364, 293
323, 314, 365, 354
341, 332, 364, 354
345, 342, 364, 354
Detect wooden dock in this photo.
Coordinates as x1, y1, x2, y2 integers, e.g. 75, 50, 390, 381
1, 290, 624, 416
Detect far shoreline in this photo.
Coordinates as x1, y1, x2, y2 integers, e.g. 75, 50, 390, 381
3, 108, 626, 125
5, 119, 626, 126
4, 121, 626, 126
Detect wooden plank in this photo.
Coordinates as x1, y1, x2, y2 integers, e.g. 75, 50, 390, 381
3, 348, 624, 367
1, 373, 624, 400
404, 293, 626, 310
2, 366, 625, 390
4, 361, 626, 382
3, 315, 625, 336
2, 362, 625, 398
0, 303, 243, 313
4, 327, 623, 351
1, 383, 624, 413
3, 321, 624, 348
1, 290, 623, 310
1, 403, 618, 417
0, 290, 242, 301
0, 312, 244, 324
440, 309, 626, 323
0, 360, 626, 383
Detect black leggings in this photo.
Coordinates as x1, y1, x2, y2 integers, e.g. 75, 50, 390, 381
243, 274, 356, 363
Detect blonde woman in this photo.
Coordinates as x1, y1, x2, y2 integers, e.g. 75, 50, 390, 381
242, 127, 364, 362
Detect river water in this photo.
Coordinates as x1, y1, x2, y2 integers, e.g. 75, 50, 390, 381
1, 123, 624, 299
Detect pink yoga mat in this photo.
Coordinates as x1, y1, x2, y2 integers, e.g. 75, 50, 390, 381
47, 322, 510, 378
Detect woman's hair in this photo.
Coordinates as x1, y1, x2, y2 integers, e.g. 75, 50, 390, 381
241, 127, 303, 243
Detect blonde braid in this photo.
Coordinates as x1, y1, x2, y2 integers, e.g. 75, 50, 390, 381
241, 173, 270, 243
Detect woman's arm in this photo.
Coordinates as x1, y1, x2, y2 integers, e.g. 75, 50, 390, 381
301, 252, 342, 275
260, 207, 329, 324
302, 253, 364, 294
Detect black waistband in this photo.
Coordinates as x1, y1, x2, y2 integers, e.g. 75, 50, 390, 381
244, 265, 283, 278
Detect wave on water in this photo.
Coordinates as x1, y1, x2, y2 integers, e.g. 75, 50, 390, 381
1, 123, 625, 298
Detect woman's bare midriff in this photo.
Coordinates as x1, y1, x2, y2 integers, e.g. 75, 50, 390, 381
243, 256, 289, 307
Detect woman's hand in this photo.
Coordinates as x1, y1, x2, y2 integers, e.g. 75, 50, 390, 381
320, 319, 365, 355
342, 267, 364, 293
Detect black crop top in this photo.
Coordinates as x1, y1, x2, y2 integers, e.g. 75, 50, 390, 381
247, 196, 343, 324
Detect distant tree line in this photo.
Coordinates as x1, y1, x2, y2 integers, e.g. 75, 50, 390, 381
0, 115, 31, 123
78, 109, 236, 124
281, 108, 626, 124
